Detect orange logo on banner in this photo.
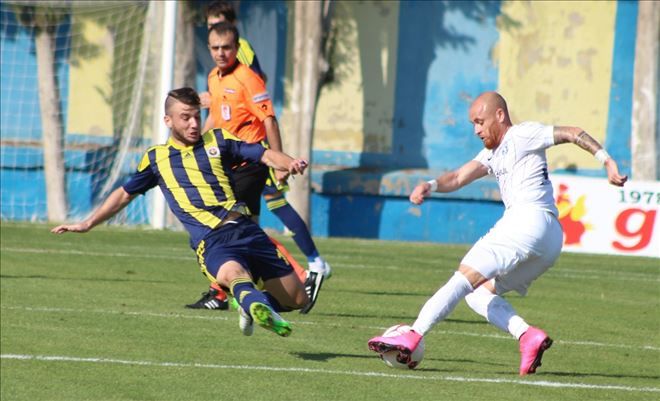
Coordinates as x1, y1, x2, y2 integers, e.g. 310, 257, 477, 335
556, 183, 592, 245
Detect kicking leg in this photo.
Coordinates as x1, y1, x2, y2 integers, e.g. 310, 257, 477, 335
217, 260, 292, 337
412, 265, 486, 334
368, 266, 482, 359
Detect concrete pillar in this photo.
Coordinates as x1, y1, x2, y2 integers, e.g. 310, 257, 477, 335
631, 0, 659, 180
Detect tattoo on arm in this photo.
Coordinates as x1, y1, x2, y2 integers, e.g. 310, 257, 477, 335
573, 130, 602, 154
575, 131, 587, 147
553, 126, 602, 154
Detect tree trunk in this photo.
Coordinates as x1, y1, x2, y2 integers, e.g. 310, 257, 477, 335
288, 1, 323, 227
35, 27, 67, 222
631, 0, 659, 180
173, 1, 196, 88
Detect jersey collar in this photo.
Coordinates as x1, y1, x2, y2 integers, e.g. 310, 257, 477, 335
167, 136, 198, 151
218, 60, 240, 77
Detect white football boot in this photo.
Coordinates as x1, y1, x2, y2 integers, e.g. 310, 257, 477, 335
238, 306, 254, 336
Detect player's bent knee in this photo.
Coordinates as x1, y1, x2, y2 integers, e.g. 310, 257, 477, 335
480, 279, 497, 294
458, 264, 488, 288
215, 260, 251, 288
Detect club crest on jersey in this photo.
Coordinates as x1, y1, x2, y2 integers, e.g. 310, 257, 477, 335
252, 92, 270, 103
206, 146, 220, 158
221, 104, 231, 121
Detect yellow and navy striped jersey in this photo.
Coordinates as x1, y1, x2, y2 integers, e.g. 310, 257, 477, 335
122, 128, 265, 247
237, 37, 263, 77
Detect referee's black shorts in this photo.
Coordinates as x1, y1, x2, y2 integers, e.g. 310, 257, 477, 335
233, 162, 268, 216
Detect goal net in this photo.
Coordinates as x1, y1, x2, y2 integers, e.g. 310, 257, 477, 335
1, 0, 158, 225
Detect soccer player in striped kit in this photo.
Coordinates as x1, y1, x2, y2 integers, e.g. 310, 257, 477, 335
52, 87, 310, 337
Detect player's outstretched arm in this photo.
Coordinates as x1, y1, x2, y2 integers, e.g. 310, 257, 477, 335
553, 126, 628, 187
410, 160, 488, 205
261, 149, 308, 176
263, 117, 283, 153
263, 117, 290, 183
51, 187, 136, 234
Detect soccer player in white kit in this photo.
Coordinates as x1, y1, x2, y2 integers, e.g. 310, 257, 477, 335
368, 91, 628, 375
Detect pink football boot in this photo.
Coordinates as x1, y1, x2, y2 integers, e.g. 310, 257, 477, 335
368, 329, 423, 359
519, 326, 553, 376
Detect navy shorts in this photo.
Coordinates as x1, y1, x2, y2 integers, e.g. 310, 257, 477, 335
195, 216, 293, 286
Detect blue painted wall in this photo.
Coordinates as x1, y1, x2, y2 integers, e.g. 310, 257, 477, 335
0, 1, 642, 247
605, 0, 638, 176
259, 0, 639, 243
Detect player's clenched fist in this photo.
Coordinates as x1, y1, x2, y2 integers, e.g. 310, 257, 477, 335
288, 159, 308, 175
410, 182, 432, 205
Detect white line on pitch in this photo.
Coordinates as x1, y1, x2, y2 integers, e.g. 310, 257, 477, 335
1, 247, 192, 261
3, 305, 658, 352
4, 246, 660, 280
2, 353, 658, 393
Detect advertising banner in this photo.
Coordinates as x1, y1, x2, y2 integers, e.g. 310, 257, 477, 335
553, 175, 659, 258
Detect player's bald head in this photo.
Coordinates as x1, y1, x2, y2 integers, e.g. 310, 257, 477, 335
472, 91, 509, 118
469, 91, 513, 149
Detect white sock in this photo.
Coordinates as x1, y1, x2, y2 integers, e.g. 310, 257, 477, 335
412, 272, 474, 335
464, 285, 529, 339
308, 257, 326, 274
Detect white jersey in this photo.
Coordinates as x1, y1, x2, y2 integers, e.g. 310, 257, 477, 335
474, 122, 558, 216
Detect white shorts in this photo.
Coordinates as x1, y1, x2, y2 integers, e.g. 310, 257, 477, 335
461, 208, 563, 296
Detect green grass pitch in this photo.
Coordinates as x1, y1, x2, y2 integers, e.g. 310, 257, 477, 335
1, 222, 658, 400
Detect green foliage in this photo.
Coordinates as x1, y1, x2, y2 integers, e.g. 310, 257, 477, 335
1, 222, 658, 401
12, 3, 67, 34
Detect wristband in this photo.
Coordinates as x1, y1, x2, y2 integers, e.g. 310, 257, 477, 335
594, 149, 610, 165
427, 179, 438, 192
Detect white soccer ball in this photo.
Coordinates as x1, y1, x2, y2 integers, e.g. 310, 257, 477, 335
380, 324, 425, 369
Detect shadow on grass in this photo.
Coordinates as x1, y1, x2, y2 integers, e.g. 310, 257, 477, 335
331, 288, 429, 297
292, 351, 373, 362
0, 273, 170, 284
314, 311, 419, 320
541, 370, 660, 381
315, 311, 487, 326
292, 352, 508, 373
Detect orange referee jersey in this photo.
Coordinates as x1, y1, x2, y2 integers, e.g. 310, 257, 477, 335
208, 62, 275, 144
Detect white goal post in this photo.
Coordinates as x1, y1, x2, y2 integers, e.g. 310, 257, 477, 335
151, 0, 177, 230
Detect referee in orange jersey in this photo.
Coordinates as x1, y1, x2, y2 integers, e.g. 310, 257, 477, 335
194, 22, 329, 314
